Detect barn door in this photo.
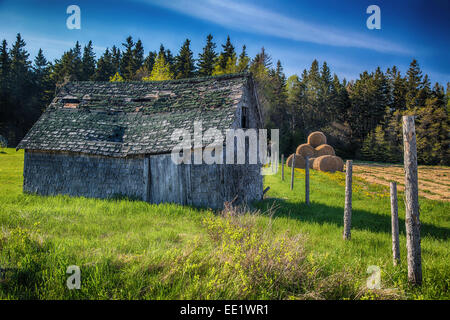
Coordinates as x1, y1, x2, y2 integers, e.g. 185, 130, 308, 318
148, 154, 186, 205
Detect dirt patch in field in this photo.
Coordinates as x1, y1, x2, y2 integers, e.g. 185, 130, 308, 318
353, 162, 450, 202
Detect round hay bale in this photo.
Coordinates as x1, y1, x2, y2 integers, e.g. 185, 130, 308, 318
308, 157, 316, 169
286, 154, 306, 169
314, 144, 335, 157
312, 155, 337, 172
307, 131, 327, 148
295, 143, 315, 158
332, 156, 344, 172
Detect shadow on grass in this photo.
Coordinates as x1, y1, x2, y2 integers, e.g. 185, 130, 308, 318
256, 198, 449, 241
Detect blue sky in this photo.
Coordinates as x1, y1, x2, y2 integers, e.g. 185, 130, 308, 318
0, 0, 449, 84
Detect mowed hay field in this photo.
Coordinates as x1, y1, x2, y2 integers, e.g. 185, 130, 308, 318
0, 148, 449, 300
353, 162, 450, 202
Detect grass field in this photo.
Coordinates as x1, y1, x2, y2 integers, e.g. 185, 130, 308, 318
0, 148, 449, 300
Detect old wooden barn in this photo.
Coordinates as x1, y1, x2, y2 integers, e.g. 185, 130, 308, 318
17, 73, 264, 209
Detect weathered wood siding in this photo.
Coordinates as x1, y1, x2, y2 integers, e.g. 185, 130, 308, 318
189, 161, 223, 208
23, 150, 146, 200
148, 153, 262, 209
23, 150, 263, 209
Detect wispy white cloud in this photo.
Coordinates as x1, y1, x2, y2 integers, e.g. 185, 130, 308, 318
140, 0, 410, 55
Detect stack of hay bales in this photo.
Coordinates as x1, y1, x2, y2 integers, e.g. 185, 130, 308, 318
286, 154, 306, 169
286, 131, 344, 172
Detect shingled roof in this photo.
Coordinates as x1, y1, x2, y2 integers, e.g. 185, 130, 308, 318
17, 73, 255, 157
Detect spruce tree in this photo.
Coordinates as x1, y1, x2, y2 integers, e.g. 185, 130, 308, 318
10, 33, 32, 101
143, 51, 157, 73
81, 40, 96, 80
332, 74, 351, 122
416, 73, 431, 108
320, 61, 332, 86
131, 39, 144, 79
0, 39, 10, 130
158, 44, 165, 58
374, 125, 389, 161
72, 41, 82, 80
157, 45, 176, 76
237, 45, 250, 72
320, 61, 333, 122
0, 39, 10, 85
285, 73, 305, 145
405, 59, 423, 110
111, 45, 121, 75
52, 49, 77, 84
120, 36, 135, 80
175, 39, 195, 79
384, 109, 403, 163
165, 49, 176, 75
33, 48, 54, 110
372, 67, 389, 128
361, 130, 376, 160
388, 66, 407, 112
216, 36, 235, 71
268, 60, 290, 153
197, 34, 217, 76
9, 34, 36, 144
347, 71, 371, 142
34, 48, 48, 73
248, 47, 272, 132
249, 47, 271, 80
301, 60, 322, 131
0, 39, 10, 91
94, 48, 115, 81
10, 33, 31, 78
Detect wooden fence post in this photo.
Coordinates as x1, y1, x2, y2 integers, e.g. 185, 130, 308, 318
343, 160, 352, 240
281, 154, 284, 181
290, 154, 295, 190
275, 151, 278, 172
271, 152, 274, 172
402, 115, 422, 285
390, 182, 400, 266
305, 156, 310, 205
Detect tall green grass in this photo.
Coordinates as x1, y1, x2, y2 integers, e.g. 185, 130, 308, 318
0, 149, 448, 299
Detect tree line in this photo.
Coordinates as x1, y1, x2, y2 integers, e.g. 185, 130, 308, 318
0, 33, 448, 164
